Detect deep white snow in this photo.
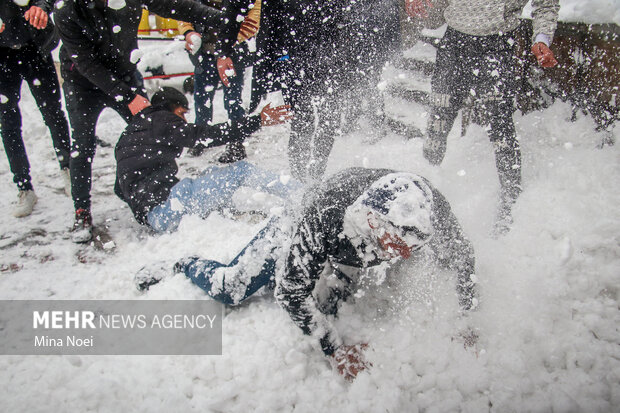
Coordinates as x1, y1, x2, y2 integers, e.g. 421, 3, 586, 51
0, 1, 619, 411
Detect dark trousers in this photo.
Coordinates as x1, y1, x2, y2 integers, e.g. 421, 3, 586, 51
62, 79, 136, 210
193, 51, 245, 125
0, 43, 71, 190
430, 27, 522, 201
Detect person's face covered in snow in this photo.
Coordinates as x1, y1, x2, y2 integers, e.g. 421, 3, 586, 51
352, 173, 435, 260
367, 212, 431, 259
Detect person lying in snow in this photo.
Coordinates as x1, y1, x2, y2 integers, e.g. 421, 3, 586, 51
114, 86, 293, 232
172, 167, 478, 380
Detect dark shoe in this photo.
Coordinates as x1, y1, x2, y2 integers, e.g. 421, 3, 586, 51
218, 141, 247, 164
71, 208, 93, 243
135, 262, 173, 291
188, 143, 207, 157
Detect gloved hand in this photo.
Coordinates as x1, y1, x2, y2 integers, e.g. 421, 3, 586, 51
330, 343, 371, 381
405, 0, 433, 18
260, 103, 293, 126
531, 42, 558, 68
184, 31, 202, 55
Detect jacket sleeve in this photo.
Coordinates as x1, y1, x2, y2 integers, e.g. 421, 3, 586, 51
215, 0, 250, 57
33, 0, 54, 13
428, 190, 478, 311
275, 207, 343, 356
144, 0, 221, 33
530, 0, 560, 43
171, 114, 261, 148
53, 10, 137, 102
177, 21, 195, 36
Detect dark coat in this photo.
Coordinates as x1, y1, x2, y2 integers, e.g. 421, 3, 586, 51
114, 105, 261, 223
0, 0, 58, 54
53, 0, 221, 103
275, 167, 477, 355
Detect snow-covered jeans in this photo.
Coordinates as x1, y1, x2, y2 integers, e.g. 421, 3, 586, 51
426, 27, 522, 202
176, 217, 283, 305
147, 161, 297, 232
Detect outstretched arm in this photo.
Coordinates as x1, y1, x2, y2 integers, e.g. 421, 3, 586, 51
428, 190, 478, 311
275, 208, 343, 356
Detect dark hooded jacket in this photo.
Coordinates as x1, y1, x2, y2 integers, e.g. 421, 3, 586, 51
53, 0, 221, 103
114, 105, 261, 223
0, 0, 58, 54
275, 167, 477, 356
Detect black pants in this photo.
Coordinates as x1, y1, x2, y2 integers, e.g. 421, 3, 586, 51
0, 43, 71, 191
430, 27, 521, 201
63, 78, 137, 210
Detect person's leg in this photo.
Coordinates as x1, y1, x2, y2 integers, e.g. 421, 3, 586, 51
63, 81, 105, 211
288, 83, 316, 183
24, 47, 71, 169
222, 55, 245, 121
424, 28, 468, 165
480, 39, 521, 231
310, 85, 342, 180
193, 54, 217, 126
0, 48, 32, 191
178, 217, 281, 305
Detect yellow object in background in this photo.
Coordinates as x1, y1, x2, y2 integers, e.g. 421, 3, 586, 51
138, 9, 150, 34
155, 15, 179, 37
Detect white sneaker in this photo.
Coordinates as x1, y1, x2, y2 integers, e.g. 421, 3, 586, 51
13, 190, 38, 218
61, 168, 71, 197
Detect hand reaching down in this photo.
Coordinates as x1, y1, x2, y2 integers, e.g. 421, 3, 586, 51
531, 42, 558, 68
260, 103, 292, 126
330, 343, 371, 381
24, 6, 48, 29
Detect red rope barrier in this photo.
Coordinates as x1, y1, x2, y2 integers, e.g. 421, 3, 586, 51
143, 72, 194, 80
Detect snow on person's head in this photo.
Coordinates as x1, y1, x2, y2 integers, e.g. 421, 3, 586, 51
343, 173, 434, 261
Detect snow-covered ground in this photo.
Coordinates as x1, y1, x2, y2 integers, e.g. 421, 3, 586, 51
1, 1, 619, 411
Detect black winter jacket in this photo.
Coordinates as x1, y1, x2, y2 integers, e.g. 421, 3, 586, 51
114, 105, 261, 223
0, 0, 58, 53
275, 167, 477, 356
218, 0, 400, 76
54, 0, 221, 102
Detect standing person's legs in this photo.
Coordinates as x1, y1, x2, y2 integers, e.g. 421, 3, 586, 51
193, 54, 218, 126
63, 82, 106, 212
288, 82, 316, 183
24, 47, 71, 170
424, 29, 468, 165
0, 49, 32, 192
310, 91, 341, 180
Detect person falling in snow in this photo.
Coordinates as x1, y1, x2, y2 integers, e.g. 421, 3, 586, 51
114, 86, 293, 233
174, 167, 478, 381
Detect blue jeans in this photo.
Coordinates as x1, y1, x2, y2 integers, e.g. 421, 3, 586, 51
147, 161, 298, 232
194, 53, 245, 125
177, 217, 282, 305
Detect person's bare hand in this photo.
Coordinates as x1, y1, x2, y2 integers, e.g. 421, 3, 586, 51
260, 103, 292, 126
330, 343, 371, 381
24, 6, 48, 30
128, 94, 151, 116
405, 0, 433, 18
531, 42, 558, 68
217, 57, 236, 87
184, 31, 202, 55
